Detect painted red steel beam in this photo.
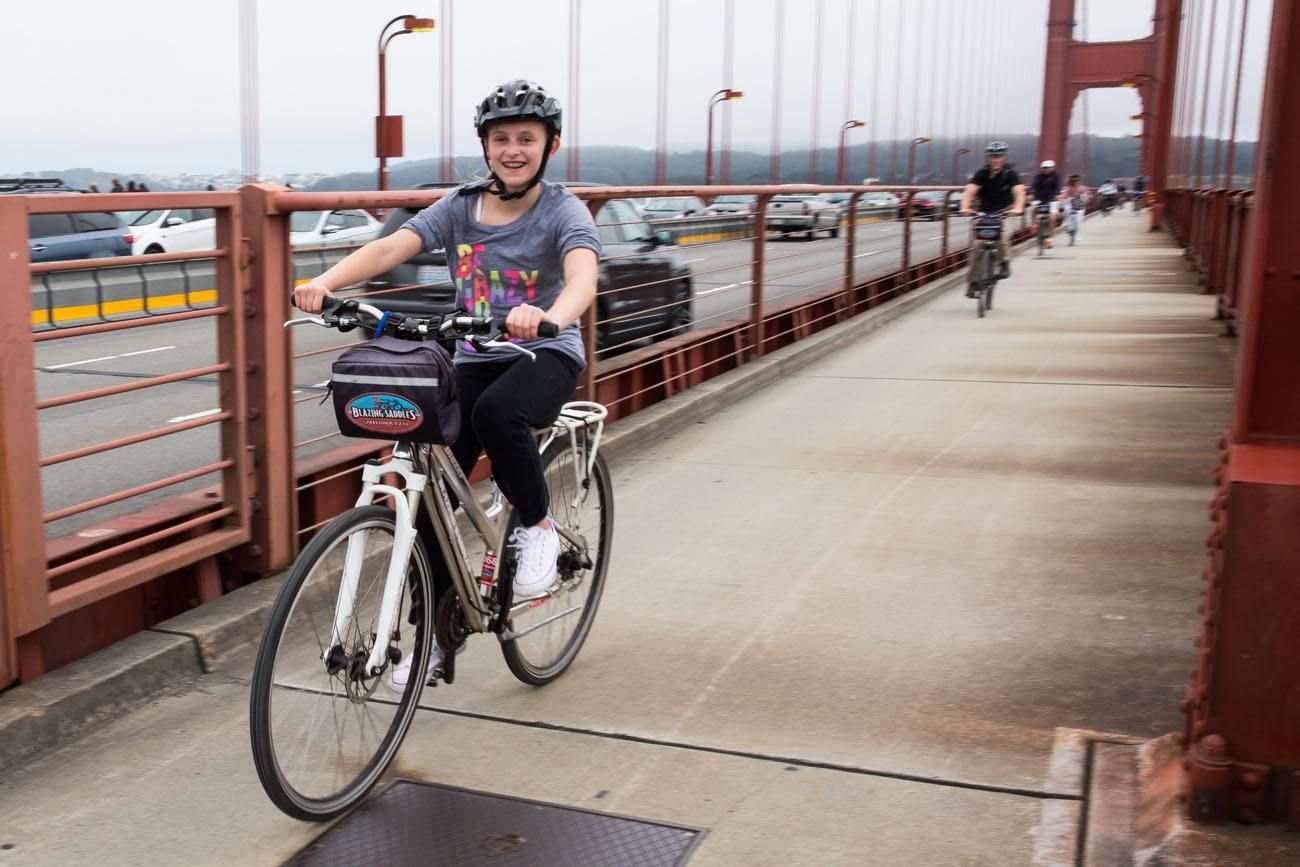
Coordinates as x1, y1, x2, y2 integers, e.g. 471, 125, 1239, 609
1039, 0, 1161, 179
1184, 0, 1300, 827
1149, 0, 1186, 229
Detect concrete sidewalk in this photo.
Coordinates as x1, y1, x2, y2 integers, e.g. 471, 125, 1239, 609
2, 215, 1293, 866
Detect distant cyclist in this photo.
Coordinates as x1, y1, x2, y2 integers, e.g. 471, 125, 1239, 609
960, 141, 1026, 293
1061, 174, 1089, 244
1028, 159, 1063, 249
1098, 178, 1119, 215
1131, 174, 1147, 213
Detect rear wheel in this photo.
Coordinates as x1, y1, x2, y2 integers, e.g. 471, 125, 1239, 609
501, 441, 614, 686
656, 283, 692, 339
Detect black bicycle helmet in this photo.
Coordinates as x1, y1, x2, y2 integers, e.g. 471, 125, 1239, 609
985, 141, 1009, 155
474, 79, 562, 137
468, 80, 562, 201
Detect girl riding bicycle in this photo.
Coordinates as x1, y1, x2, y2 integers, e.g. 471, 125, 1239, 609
292, 80, 600, 682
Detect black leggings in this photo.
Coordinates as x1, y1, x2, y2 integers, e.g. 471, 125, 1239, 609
417, 349, 580, 600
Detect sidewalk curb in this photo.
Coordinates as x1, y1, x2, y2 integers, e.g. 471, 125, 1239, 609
0, 631, 200, 773
0, 255, 980, 773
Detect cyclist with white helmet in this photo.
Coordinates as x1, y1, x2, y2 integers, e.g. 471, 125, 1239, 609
293, 80, 601, 685
1028, 159, 1063, 248
960, 141, 1025, 290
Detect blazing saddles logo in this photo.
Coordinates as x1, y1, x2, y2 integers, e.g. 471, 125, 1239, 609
345, 393, 424, 435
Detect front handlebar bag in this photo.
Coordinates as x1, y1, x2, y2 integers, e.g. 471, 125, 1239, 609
973, 216, 1004, 241
330, 335, 460, 444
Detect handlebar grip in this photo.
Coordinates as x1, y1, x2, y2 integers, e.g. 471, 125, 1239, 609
320, 295, 340, 314
537, 321, 559, 339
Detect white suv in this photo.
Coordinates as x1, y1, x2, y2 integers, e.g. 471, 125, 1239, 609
126, 208, 216, 255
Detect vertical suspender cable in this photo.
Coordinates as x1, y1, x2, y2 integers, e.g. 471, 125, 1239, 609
441, 0, 455, 182
910, 0, 925, 180
722, 0, 735, 184
238, 0, 260, 184
567, 0, 581, 182
891, 1, 904, 182
845, 0, 858, 184
810, 0, 825, 182
1176, 0, 1206, 185
656, 0, 669, 184
771, 0, 785, 183
1081, 0, 1090, 182
1192, 0, 1222, 186
1211, 0, 1238, 185
868, 0, 881, 182
1221, 0, 1250, 187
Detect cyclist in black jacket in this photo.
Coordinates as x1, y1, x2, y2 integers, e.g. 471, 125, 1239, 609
960, 141, 1026, 291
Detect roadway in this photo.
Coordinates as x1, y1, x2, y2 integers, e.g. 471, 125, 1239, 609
34, 217, 974, 536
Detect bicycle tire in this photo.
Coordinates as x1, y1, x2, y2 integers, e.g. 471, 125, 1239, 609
250, 505, 434, 821
500, 440, 614, 686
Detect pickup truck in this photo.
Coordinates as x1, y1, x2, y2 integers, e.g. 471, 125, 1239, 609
765, 194, 841, 240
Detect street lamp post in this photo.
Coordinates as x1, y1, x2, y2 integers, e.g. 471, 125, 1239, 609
706, 89, 743, 186
377, 14, 435, 192
902, 136, 931, 283
951, 147, 972, 184
837, 120, 865, 185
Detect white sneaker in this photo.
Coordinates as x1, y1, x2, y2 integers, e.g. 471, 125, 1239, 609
388, 637, 445, 690
510, 521, 560, 598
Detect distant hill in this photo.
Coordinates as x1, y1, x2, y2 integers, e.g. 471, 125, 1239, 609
7, 134, 1256, 194
307, 134, 1257, 190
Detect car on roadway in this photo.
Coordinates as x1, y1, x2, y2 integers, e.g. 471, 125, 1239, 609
861, 192, 900, 210
705, 194, 756, 215
766, 194, 841, 239
366, 184, 694, 350
123, 208, 216, 255
2, 178, 132, 263
289, 209, 383, 248
641, 196, 708, 220
896, 191, 955, 221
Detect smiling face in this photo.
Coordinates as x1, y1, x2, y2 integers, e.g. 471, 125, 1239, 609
483, 120, 559, 190
986, 153, 1008, 172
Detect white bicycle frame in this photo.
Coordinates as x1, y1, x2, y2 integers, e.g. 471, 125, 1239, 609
325, 402, 608, 677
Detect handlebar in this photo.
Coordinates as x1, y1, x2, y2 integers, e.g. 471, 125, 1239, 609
285, 295, 559, 360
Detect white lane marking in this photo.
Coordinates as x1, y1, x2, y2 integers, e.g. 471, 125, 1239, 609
684, 257, 706, 264
166, 408, 220, 424
45, 345, 178, 370
695, 280, 753, 297
854, 250, 884, 259
312, 380, 330, 387
926, 235, 943, 240
119, 345, 177, 358
46, 355, 118, 370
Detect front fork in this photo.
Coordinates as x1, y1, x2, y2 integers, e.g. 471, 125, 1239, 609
326, 453, 426, 678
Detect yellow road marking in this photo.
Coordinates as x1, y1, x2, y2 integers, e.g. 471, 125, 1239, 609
31, 290, 218, 326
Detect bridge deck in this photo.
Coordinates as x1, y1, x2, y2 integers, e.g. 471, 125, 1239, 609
5, 214, 1293, 865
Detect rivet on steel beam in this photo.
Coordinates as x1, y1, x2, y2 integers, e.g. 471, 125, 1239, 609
245, 544, 263, 557
246, 361, 259, 373
247, 407, 261, 420
1239, 771, 1265, 791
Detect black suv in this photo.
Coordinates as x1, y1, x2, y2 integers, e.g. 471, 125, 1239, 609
1, 178, 132, 263
367, 183, 694, 349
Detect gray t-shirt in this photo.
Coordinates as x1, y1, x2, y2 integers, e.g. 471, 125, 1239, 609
401, 181, 600, 367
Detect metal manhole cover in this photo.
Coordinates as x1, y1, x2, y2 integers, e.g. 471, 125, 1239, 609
284, 779, 705, 867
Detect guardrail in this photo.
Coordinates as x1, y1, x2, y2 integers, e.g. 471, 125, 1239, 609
2, 183, 1035, 686
1163, 187, 1253, 334
31, 244, 365, 330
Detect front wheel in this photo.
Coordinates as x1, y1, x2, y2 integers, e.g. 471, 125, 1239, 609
249, 505, 435, 821
501, 441, 614, 686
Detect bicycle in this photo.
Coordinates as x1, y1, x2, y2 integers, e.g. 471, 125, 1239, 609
1034, 202, 1052, 256
249, 297, 614, 821
968, 211, 1006, 319
1064, 198, 1084, 246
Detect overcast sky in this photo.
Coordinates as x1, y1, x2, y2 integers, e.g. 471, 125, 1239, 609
1, 0, 1272, 176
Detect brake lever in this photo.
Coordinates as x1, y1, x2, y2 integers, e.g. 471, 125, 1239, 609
284, 316, 326, 329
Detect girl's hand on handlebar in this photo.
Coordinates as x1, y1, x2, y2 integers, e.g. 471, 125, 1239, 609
292, 280, 335, 314
505, 304, 555, 341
